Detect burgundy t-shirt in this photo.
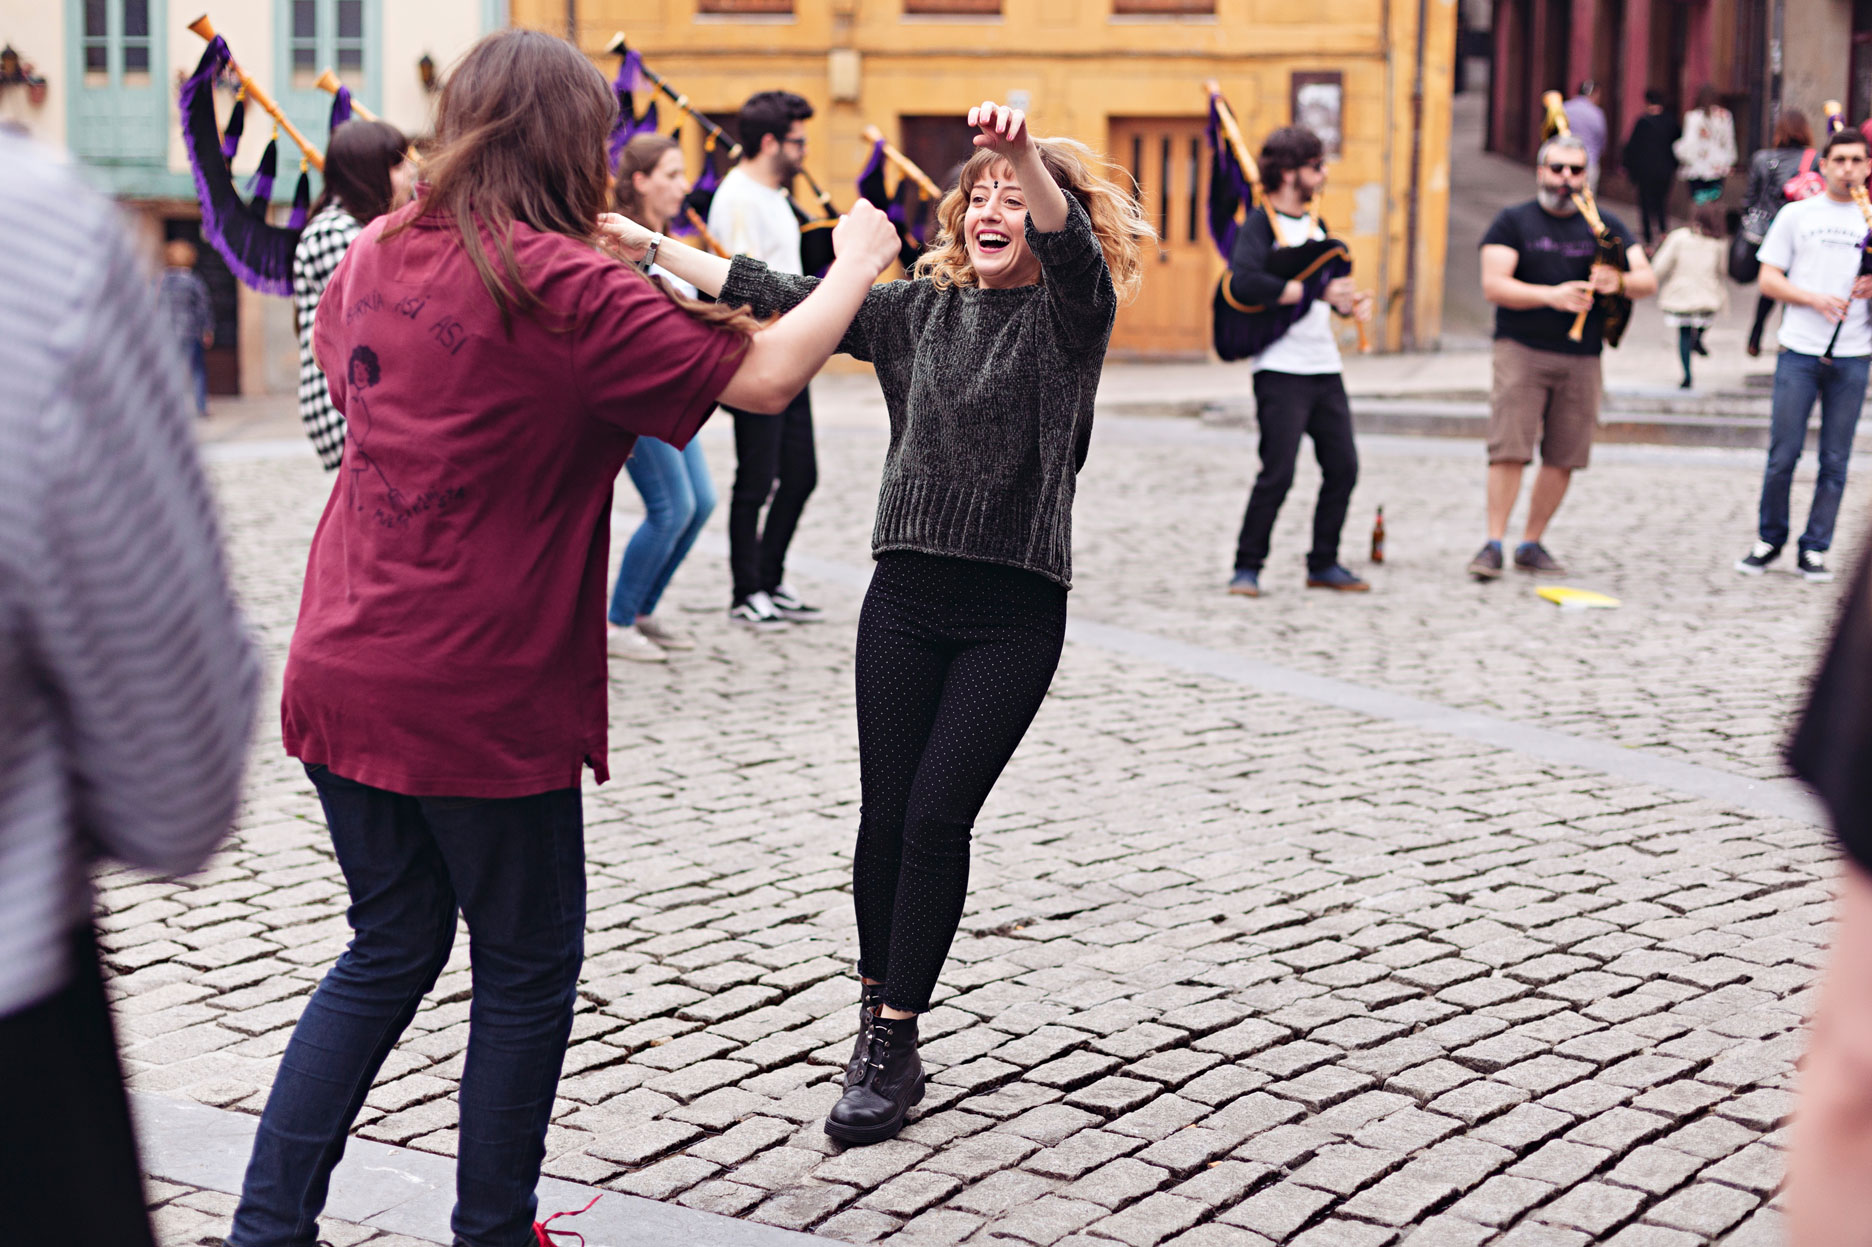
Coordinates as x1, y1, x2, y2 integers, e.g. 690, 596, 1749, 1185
283, 205, 745, 797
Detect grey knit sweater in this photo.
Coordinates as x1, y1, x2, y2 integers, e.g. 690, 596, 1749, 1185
720, 193, 1115, 588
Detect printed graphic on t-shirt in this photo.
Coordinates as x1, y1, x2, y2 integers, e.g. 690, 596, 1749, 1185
340, 296, 477, 528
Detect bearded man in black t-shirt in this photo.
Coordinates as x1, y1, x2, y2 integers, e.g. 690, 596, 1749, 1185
1467, 135, 1657, 581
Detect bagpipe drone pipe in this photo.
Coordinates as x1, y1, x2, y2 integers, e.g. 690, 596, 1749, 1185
1204, 82, 1369, 361
181, 15, 327, 296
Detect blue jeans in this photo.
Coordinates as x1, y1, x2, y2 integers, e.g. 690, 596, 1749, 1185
609, 436, 715, 625
185, 338, 208, 416
1759, 349, 1870, 553
229, 766, 585, 1247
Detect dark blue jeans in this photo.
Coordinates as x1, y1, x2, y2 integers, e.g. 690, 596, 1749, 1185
229, 766, 585, 1247
1759, 349, 1870, 553
185, 338, 208, 416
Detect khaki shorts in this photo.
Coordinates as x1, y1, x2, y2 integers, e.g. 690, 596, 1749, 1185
1488, 338, 1601, 470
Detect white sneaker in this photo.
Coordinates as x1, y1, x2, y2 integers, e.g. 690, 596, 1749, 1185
635, 615, 695, 650
728, 591, 788, 632
1799, 550, 1835, 582
767, 583, 824, 622
607, 624, 668, 662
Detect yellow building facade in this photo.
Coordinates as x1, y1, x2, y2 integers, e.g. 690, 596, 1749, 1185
517, 0, 1456, 355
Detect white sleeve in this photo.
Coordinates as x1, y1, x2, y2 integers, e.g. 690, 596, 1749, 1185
1756, 208, 1796, 271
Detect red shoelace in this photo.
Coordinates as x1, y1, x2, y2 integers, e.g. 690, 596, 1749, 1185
533, 1193, 602, 1246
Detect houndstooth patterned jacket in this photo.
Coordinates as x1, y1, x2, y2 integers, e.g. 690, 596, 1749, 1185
292, 205, 361, 470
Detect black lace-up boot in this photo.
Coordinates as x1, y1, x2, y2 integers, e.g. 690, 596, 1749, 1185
825, 1012, 924, 1145
842, 980, 884, 1091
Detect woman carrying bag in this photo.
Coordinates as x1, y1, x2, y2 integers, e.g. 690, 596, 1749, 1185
1738, 109, 1820, 355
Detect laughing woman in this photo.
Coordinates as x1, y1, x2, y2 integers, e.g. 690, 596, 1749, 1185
602, 101, 1152, 1145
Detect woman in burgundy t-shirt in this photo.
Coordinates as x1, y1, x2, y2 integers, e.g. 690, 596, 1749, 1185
227, 30, 899, 1247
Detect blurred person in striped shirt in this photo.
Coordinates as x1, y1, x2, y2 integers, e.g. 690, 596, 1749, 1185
0, 133, 259, 1244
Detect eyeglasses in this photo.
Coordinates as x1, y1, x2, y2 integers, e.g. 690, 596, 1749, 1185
1303, 159, 1326, 172
1545, 163, 1587, 176
781, 136, 807, 149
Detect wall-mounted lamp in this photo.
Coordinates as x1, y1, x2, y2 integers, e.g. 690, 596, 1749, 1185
417, 53, 438, 94
0, 45, 49, 106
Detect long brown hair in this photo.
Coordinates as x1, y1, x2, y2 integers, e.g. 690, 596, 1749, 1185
391, 30, 756, 337
314, 119, 408, 225
1773, 108, 1814, 150
612, 134, 682, 226
913, 138, 1154, 304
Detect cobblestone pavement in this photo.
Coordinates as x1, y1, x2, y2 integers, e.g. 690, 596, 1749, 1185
124, 402, 1869, 1246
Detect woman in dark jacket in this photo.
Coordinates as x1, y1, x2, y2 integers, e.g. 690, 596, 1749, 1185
1621, 88, 1679, 247
1742, 108, 1817, 355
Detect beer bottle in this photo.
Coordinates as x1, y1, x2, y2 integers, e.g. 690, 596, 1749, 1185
1371, 506, 1385, 563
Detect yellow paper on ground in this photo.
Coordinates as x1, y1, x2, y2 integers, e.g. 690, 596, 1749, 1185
1536, 586, 1620, 610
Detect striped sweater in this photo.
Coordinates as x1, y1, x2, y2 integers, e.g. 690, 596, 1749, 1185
0, 134, 259, 1018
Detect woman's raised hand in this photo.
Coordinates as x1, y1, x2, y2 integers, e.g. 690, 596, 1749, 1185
969, 100, 1031, 160
832, 199, 902, 278
595, 212, 657, 264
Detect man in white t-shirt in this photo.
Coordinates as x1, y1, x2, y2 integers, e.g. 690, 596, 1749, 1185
1737, 127, 1872, 583
1225, 126, 1375, 598
708, 90, 823, 628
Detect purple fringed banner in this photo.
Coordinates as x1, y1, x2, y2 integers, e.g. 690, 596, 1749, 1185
1205, 96, 1254, 260
179, 34, 301, 295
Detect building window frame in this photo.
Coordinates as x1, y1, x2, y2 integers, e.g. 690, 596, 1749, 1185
1110, 0, 1219, 17
695, 0, 797, 15
66, 0, 169, 165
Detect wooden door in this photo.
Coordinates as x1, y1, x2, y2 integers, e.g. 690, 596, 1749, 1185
1109, 116, 1221, 359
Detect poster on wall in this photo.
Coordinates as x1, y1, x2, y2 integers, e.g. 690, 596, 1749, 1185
1292, 71, 1344, 159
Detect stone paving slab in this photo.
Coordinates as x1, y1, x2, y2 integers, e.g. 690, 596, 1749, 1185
114, 411, 1858, 1245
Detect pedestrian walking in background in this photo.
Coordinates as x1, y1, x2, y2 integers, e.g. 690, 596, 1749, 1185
1736, 126, 1872, 584
1741, 108, 1820, 356
1651, 202, 1730, 389
157, 238, 215, 417
605, 99, 1153, 1148
1468, 134, 1657, 580
292, 118, 411, 470
1676, 84, 1738, 205
224, 30, 899, 1247
607, 133, 718, 663
1621, 88, 1680, 247
710, 89, 826, 630
0, 132, 259, 1247
1223, 124, 1375, 598
1562, 80, 1608, 191
1784, 532, 1872, 1243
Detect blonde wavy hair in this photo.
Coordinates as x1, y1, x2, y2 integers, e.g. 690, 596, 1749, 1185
913, 137, 1155, 304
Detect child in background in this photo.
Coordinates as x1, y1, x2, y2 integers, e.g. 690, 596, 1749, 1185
1651, 201, 1730, 388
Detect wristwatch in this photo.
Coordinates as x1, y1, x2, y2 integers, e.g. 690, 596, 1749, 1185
639, 232, 665, 274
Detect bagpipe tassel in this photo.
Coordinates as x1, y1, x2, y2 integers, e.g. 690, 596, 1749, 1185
287, 161, 312, 230
219, 83, 246, 163
246, 132, 279, 214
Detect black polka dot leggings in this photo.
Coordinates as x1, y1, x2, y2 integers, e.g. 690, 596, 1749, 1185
853, 551, 1067, 1014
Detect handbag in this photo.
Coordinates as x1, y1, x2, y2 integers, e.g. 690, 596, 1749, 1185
1784, 148, 1824, 202
1728, 229, 1762, 284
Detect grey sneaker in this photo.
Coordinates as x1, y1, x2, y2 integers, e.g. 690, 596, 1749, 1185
1467, 542, 1504, 580
1799, 550, 1835, 582
635, 615, 695, 650
1734, 541, 1781, 575
606, 624, 668, 662
1513, 541, 1565, 574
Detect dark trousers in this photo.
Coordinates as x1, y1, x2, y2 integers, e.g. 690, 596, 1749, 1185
1234, 370, 1360, 574
727, 390, 816, 603
1636, 178, 1671, 246
1759, 349, 1870, 553
1, 927, 157, 1247
230, 766, 585, 1247
1750, 294, 1777, 352
852, 553, 1066, 1014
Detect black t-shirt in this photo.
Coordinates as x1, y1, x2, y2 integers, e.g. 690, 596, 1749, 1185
1790, 541, 1872, 869
1480, 199, 1635, 356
